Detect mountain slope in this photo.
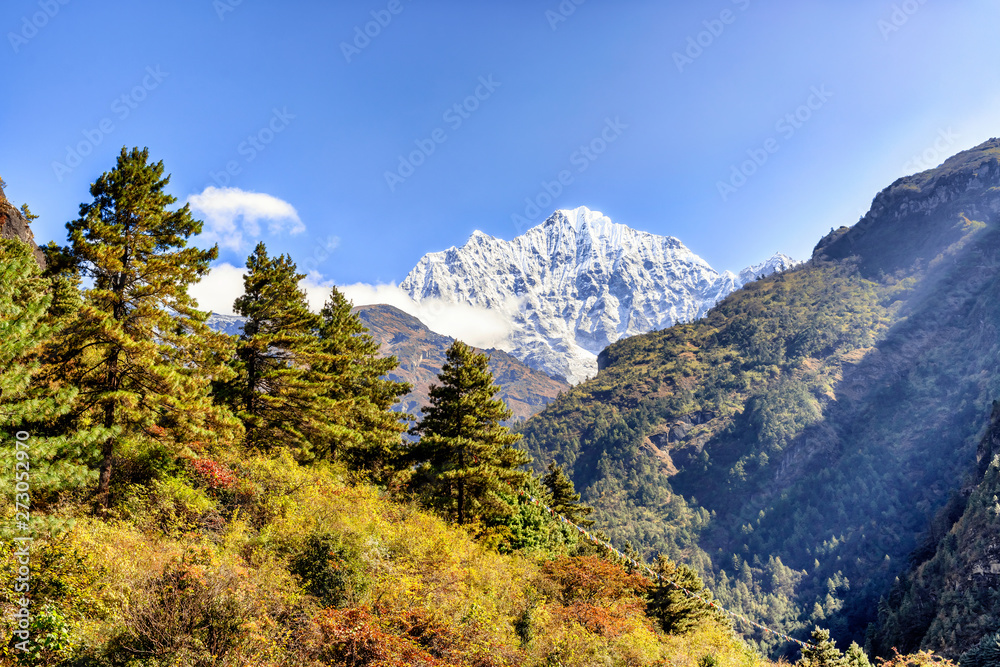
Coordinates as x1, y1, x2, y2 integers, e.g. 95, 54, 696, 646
869, 402, 1000, 660
400, 206, 797, 383
516, 138, 1000, 657
354, 304, 569, 420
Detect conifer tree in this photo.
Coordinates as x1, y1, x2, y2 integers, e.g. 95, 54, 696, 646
542, 460, 594, 526
960, 631, 1000, 667
311, 287, 410, 476
844, 642, 871, 667
797, 627, 846, 667
648, 555, 725, 634
226, 243, 336, 454
0, 239, 108, 502
50, 147, 240, 512
409, 340, 531, 524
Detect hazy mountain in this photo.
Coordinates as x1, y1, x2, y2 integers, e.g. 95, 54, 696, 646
353, 304, 569, 421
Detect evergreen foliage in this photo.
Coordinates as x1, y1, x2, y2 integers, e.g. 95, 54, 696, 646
845, 642, 872, 667
312, 286, 410, 476
224, 242, 331, 455
408, 340, 532, 524
0, 239, 105, 503
649, 555, 726, 635
542, 460, 595, 526
797, 627, 846, 667
19, 202, 38, 223
959, 631, 1000, 667
46, 147, 239, 511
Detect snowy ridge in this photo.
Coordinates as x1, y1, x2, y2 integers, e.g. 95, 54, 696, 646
401, 207, 800, 383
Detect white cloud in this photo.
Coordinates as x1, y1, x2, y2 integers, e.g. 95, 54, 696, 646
190, 265, 515, 350
314, 276, 515, 350
187, 186, 305, 251
189, 262, 246, 316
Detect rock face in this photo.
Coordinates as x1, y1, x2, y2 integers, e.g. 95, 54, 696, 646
400, 206, 798, 383
0, 182, 46, 268
353, 304, 570, 421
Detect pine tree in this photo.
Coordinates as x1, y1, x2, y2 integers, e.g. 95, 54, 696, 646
542, 460, 594, 526
225, 242, 336, 455
50, 147, 240, 512
409, 340, 532, 525
0, 238, 107, 504
960, 631, 1000, 667
798, 627, 846, 667
844, 642, 871, 667
311, 286, 410, 476
648, 555, 725, 634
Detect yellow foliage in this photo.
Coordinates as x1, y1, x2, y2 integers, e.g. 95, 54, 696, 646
0, 452, 784, 666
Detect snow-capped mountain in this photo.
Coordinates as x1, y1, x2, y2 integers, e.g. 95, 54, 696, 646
400, 207, 799, 383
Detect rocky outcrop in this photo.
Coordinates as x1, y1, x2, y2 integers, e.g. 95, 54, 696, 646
0, 182, 46, 269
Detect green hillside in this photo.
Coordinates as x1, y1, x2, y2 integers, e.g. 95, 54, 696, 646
0, 154, 785, 666
518, 138, 1000, 657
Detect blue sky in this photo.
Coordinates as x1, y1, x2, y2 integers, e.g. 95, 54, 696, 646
4, 0, 1000, 320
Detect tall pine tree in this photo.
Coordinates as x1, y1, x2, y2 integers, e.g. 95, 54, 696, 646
542, 460, 594, 526
648, 555, 725, 634
311, 287, 410, 476
225, 243, 336, 455
0, 238, 108, 504
409, 341, 531, 525
51, 147, 240, 512
797, 627, 846, 667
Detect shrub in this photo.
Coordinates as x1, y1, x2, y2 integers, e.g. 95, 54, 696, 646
289, 532, 369, 608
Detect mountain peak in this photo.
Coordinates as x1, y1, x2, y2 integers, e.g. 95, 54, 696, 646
401, 208, 798, 383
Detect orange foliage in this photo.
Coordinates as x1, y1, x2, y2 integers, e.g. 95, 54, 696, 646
190, 457, 238, 490
305, 607, 444, 667
542, 555, 651, 604
875, 648, 958, 667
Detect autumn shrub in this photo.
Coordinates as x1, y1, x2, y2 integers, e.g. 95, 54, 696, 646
289, 531, 369, 608
875, 648, 958, 667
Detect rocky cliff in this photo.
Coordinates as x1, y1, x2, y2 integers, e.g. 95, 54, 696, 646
0, 181, 46, 268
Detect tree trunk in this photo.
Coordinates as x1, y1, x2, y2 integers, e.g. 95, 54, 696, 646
93, 341, 121, 516
458, 446, 465, 525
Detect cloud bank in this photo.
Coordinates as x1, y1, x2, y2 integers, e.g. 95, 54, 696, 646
187, 186, 304, 251
334, 280, 515, 351
189, 264, 514, 350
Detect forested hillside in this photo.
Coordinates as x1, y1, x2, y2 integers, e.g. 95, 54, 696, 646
0, 151, 796, 665
518, 139, 1000, 658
